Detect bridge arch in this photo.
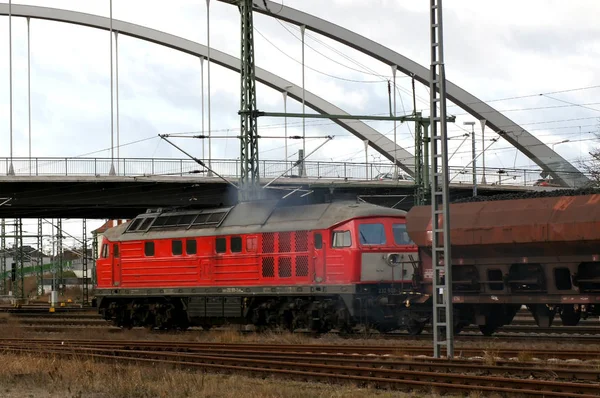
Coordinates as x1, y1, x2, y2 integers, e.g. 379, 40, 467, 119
235, 0, 588, 187
0, 4, 415, 175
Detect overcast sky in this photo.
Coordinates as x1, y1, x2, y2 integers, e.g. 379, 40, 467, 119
1, 0, 599, 244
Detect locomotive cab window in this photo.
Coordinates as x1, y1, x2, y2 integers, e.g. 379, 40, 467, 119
172, 240, 183, 255
231, 237, 242, 253
113, 244, 119, 258
392, 223, 413, 245
101, 244, 109, 258
332, 231, 351, 248
216, 237, 227, 253
314, 233, 323, 249
359, 223, 386, 245
144, 241, 155, 257
186, 239, 197, 255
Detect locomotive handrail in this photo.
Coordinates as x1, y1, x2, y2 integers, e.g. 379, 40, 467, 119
0, 156, 587, 187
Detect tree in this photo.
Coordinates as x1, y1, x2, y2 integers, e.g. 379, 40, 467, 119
581, 133, 600, 186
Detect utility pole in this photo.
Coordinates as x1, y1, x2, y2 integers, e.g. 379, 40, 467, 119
464, 121, 476, 196
36, 218, 43, 296
0, 219, 5, 295
429, 0, 454, 358
238, 0, 261, 201
57, 219, 64, 296
13, 218, 24, 301
413, 115, 429, 206
82, 219, 89, 305
480, 119, 487, 184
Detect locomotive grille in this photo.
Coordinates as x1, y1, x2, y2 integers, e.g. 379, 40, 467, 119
262, 257, 275, 277
279, 232, 292, 252
278, 257, 292, 278
262, 233, 275, 253
296, 255, 309, 277
295, 231, 308, 252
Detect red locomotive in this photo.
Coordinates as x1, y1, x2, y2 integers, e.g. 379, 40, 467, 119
95, 200, 424, 333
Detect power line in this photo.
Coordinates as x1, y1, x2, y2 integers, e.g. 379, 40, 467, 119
447, 84, 600, 107
254, 27, 383, 83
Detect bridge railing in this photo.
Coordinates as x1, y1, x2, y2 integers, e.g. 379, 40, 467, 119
0, 156, 566, 187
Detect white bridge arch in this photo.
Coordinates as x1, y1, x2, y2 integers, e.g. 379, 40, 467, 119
0, 2, 588, 186
0, 3, 416, 175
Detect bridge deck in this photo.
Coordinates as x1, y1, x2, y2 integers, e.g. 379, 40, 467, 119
0, 174, 549, 219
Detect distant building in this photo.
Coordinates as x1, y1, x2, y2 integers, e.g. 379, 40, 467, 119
0, 245, 52, 270
92, 220, 128, 258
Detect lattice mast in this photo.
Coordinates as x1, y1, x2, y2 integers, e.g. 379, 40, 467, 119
429, 0, 454, 358
82, 219, 90, 304
239, 0, 261, 201
36, 218, 44, 296
56, 219, 64, 294
0, 219, 6, 295
13, 218, 24, 300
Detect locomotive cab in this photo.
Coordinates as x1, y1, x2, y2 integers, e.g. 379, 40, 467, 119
356, 219, 418, 285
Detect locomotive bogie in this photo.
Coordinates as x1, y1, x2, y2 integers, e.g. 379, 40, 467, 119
97, 288, 431, 333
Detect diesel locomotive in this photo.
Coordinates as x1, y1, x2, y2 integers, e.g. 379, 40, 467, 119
95, 200, 426, 334
96, 191, 600, 335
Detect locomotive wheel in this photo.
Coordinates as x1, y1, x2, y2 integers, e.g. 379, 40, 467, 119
479, 324, 499, 336
560, 307, 581, 326
406, 320, 425, 336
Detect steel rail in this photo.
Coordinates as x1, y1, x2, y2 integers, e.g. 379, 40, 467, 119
0, 338, 599, 360
2, 345, 599, 397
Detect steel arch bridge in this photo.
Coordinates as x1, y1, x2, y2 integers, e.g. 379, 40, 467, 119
0, 2, 589, 187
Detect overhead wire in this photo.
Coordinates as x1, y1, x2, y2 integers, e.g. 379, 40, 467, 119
446, 84, 600, 107
254, 27, 383, 83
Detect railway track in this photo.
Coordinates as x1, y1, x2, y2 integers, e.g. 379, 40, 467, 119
1, 338, 600, 360
5, 308, 600, 344
1, 338, 599, 397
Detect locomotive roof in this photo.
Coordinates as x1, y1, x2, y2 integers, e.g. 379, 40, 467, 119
104, 201, 406, 242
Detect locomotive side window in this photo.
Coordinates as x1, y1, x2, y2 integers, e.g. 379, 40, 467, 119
172, 240, 183, 255
113, 244, 119, 258
359, 223, 386, 245
101, 244, 109, 258
216, 237, 227, 253
231, 237, 242, 253
186, 239, 197, 255
144, 241, 155, 257
314, 233, 323, 249
332, 231, 351, 248
392, 223, 414, 245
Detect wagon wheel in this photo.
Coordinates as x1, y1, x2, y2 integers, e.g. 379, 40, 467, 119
479, 324, 499, 336
559, 307, 581, 326
406, 320, 426, 336
454, 322, 468, 335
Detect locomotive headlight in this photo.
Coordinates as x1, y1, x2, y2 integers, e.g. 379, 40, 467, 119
386, 253, 405, 267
